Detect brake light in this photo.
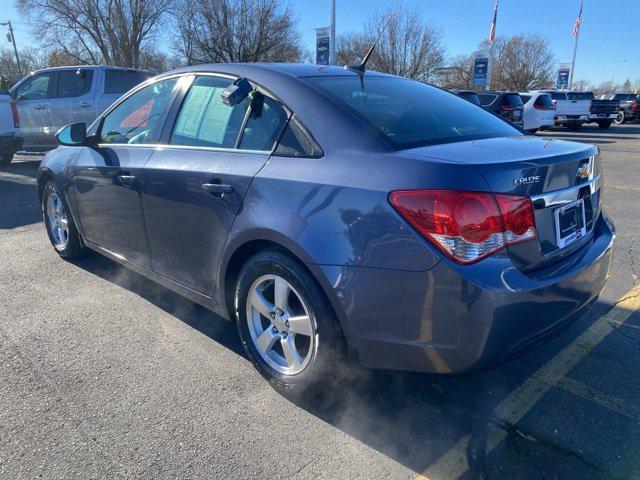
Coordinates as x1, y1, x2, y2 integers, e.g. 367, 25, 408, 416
500, 104, 512, 110
552, 99, 557, 107
632, 101, 638, 111
534, 104, 555, 110
389, 190, 536, 264
10, 101, 19, 128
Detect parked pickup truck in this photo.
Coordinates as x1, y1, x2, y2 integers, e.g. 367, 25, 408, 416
575, 91, 619, 129
537, 90, 591, 130
0, 92, 21, 166
7, 65, 152, 152
600, 93, 640, 124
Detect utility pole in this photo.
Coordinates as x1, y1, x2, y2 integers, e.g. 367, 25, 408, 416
329, 0, 336, 66
569, 0, 583, 90
0, 21, 21, 74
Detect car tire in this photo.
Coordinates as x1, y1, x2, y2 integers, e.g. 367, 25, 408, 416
234, 250, 345, 394
527, 128, 539, 134
42, 181, 85, 259
566, 123, 582, 131
614, 113, 624, 125
0, 153, 14, 167
597, 121, 613, 129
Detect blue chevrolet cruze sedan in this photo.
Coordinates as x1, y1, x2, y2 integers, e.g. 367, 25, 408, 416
38, 63, 614, 392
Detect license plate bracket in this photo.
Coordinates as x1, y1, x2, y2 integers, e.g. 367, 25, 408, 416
555, 199, 587, 249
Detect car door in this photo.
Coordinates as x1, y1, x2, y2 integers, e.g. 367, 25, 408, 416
72, 76, 179, 268
48, 68, 96, 141
140, 74, 289, 295
10, 71, 55, 148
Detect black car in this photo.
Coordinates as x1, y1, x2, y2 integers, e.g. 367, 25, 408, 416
603, 93, 640, 123
449, 89, 481, 105
478, 91, 524, 127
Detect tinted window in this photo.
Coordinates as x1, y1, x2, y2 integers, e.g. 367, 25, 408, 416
104, 70, 152, 94
171, 75, 251, 149
305, 77, 519, 148
56, 69, 93, 98
459, 92, 480, 105
239, 94, 288, 151
274, 115, 323, 158
478, 93, 498, 106
567, 92, 593, 100
13, 72, 54, 100
614, 94, 637, 101
520, 94, 531, 103
548, 91, 567, 101
100, 77, 177, 144
502, 94, 523, 107
534, 94, 554, 108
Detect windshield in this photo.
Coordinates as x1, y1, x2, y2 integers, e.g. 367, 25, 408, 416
304, 76, 520, 149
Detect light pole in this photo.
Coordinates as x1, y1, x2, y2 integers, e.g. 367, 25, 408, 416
329, 0, 336, 66
0, 21, 21, 74
610, 59, 627, 86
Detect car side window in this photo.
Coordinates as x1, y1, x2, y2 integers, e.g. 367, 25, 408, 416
100, 77, 178, 145
55, 69, 94, 98
239, 94, 288, 151
170, 75, 251, 149
274, 115, 323, 158
13, 72, 55, 100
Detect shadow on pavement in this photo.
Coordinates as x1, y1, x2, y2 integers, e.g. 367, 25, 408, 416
67, 249, 637, 479
0, 157, 42, 230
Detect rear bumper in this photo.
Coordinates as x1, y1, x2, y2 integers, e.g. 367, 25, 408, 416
320, 213, 615, 374
0, 134, 22, 154
555, 115, 589, 124
588, 114, 617, 121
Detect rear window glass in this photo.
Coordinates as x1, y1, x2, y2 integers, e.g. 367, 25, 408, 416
548, 92, 567, 101
614, 94, 637, 101
104, 70, 152, 94
304, 76, 520, 149
534, 95, 554, 107
478, 93, 498, 106
567, 92, 594, 100
275, 115, 323, 158
502, 94, 523, 107
520, 94, 531, 103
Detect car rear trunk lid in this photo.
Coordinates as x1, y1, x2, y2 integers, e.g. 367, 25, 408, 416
403, 136, 602, 271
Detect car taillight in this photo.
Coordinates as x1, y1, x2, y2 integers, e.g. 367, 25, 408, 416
632, 101, 638, 111
389, 190, 536, 264
534, 104, 555, 110
10, 101, 19, 128
500, 104, 512, 110
552, 99, 557, 107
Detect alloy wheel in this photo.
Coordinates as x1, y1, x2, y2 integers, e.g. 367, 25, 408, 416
246, 274, 316, 375
46, 191, 69, 250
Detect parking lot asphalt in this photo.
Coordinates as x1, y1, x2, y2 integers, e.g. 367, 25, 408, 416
1, 124, 639, 480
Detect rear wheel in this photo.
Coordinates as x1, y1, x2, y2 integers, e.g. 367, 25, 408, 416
566, 123, 582, 131
42, 181, 84, 259
614, 112, 625, 125
597, 120, 613, 129
234, 250, 344, 394
0, 153, 14, 166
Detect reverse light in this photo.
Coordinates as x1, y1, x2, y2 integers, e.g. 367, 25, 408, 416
389, 190, 536, 264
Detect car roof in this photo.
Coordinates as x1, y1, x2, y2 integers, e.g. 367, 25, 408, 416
30, 65, 152, 74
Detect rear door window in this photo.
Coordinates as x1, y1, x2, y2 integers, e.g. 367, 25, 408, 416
502, 94, 523, 107
55, 69, 94, 98
238, 94, 288, 151
104, 70, 153, 94
534, 95, 554, 108
170, 75, 251, 149
274, 115, 323, 158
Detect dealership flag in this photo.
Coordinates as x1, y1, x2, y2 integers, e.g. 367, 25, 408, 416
572, 0, 583, 37
488, 0, 499, 44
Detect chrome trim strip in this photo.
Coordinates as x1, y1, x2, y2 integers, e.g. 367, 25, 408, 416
531, 175, 601, 209
96, 143, 271, 155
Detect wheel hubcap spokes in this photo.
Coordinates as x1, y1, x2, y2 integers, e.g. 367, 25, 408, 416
47, 192, 69, 249
246, 274, 315, 375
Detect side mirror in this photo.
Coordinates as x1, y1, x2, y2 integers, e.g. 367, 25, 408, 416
56, 123, 87, 146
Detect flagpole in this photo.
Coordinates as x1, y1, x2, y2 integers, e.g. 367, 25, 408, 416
569, 0, 583, 90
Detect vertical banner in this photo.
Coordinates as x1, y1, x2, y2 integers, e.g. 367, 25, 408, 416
556, 63, 572, 90
472, 54, 489, 87
316, 27, 331, 66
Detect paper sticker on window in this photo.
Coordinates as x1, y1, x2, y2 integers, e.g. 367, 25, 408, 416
120, 99, 154, 128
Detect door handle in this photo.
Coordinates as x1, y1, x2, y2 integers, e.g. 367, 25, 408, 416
202, 182, 233, 196
80, 102, 92, 108
35, 104, 46, 109
117, 174, 136, 188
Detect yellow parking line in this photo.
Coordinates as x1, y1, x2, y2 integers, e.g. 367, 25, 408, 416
417, 284, 640, 480
557, 377, 640, 422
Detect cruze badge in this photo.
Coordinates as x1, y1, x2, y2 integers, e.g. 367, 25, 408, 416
577, 157, 594, 180
513, 175, 540, 186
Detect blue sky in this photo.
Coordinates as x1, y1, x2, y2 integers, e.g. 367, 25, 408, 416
1, 0, 638, 85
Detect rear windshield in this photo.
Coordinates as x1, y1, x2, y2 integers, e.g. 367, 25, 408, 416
520, 94, 531, 103
478, 93, 498, 106
548, 91, 567, 101
502, 93, 523, 107
105, 69, 153, 94
534, 94, 554, 107
614, 94, 637, 101
304, 76, 520, 149
567, 92, 594, 100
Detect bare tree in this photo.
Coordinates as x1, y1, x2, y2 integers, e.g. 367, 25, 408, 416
336, 2, 446, 82
482, 33, 555, 91
573, 79, 590, 91
437, 54, 475, 89
172, 0, 303, 64
17, 0, 174, 68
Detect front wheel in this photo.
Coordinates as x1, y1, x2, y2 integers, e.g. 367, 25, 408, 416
42, 181, 85, 259
614, 112, 625, 125
234, 250, 344, 393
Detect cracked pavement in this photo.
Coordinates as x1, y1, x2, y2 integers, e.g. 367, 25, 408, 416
1, 124, 639, 480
